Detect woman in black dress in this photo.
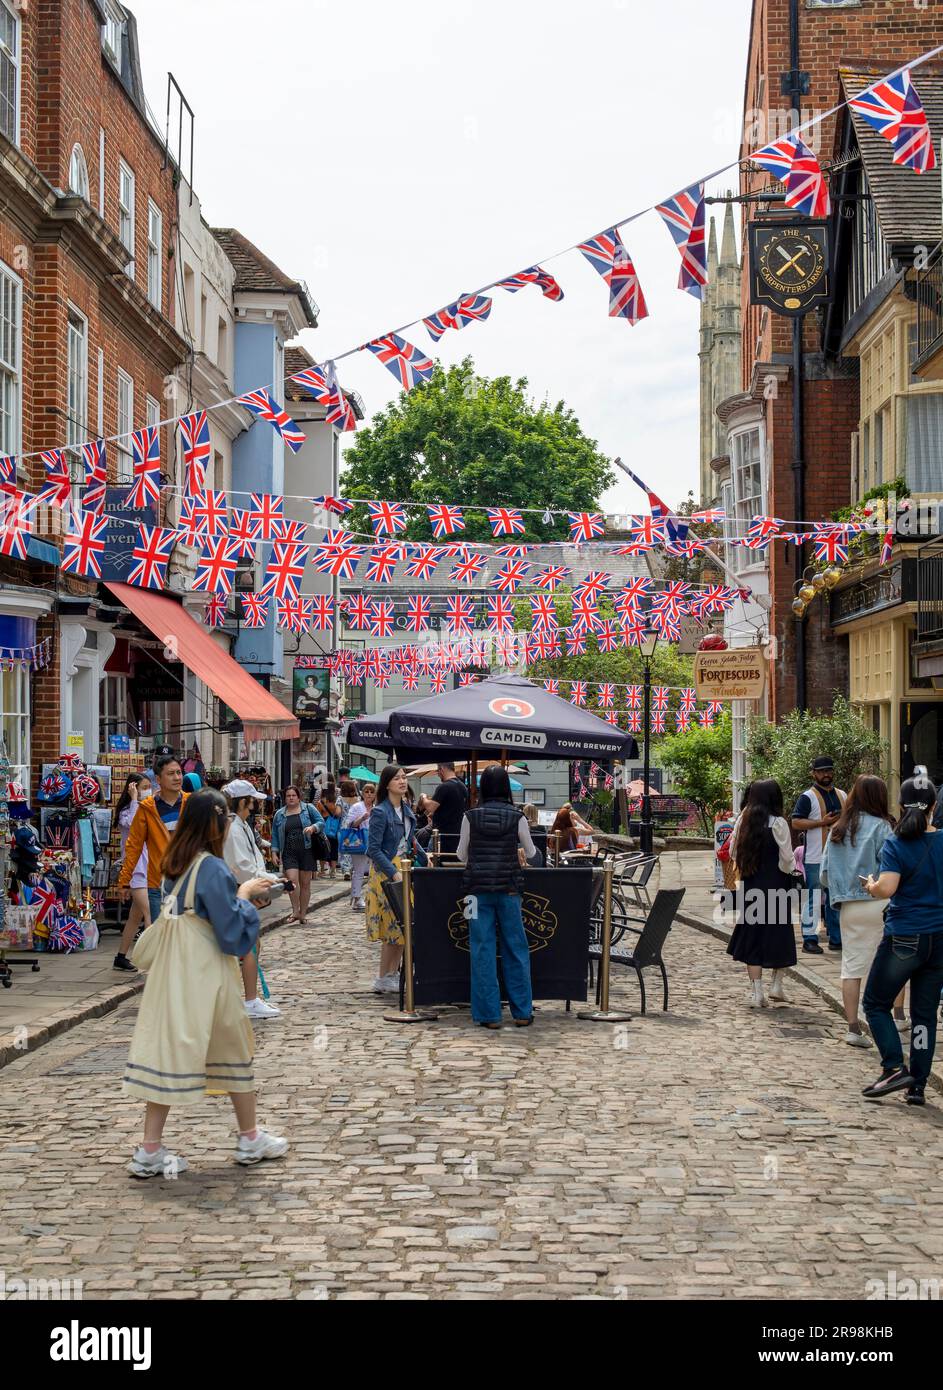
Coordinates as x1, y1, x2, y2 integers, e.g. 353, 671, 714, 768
727, 778, 797, 1008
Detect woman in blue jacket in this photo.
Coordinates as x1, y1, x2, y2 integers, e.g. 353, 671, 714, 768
271, 786, 324, 923
365, 764, 427, 994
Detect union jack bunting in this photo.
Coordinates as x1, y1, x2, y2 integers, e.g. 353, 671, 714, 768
620, 613, 649, 646
494, 543, 530, 558
430, 671, 447, 693
614, 578, 653, 614
543, 679, 559, 696
653, 580, 691, 618
532, 563, 571, 591
811, 528, 848, 564
650, 710, 666, 735
495, 633, 520, 665
127, 524, 175, 589
698, 705, 716, 728
573, 570, 611, 599
745, 516, 783, 549
571, 592, 602, 631
309, 595, 336, 631
652, 686, 669, 711
605, 711, 620, 727
81, 440, 107, 515
665, 536, 707, 559
62, 511, 108, 579
36, 449, 72, 511
751, 134, 830, 216
241, 593, 269, 627
627, 685, 642, 709
570, 681, 587, 706
271, 519, 307, 545
365, 333, 435, 390
0, 455, 14, 488
402, 671, 420, 691
458, 672, 477, 687
679, 687, 697, 713
313, 540, 362, 580
486, 506, 526, 536
491, 560, 530, 592
849, 69, 936, 173
180, 412, 212, 496
260, 542, 308, 600
0, 490, 30, 559
527, 630, 559, 660
203, 596, 227, 628
248, 493, 284, 540
578, 227, 648, 323
311, 494, 354, 517
228, 509, 257, 559
368, 599, 395, 637
405, 594, 432, 632
596, 620, 620, 653
622, 466, 689, 544
596, 683, 615, 708
565, 627, 587, 655
176, 498, 205, 548
529, 594, 558, 630
690, 507, 725, 524
193, 489, 229, 537
423, 293, 493, 342
345, 594, 373, 630
626, 709, 642, 734
405, 544, 440, 580
275, 597, 312, 634
486, 594, 515, 632
427, 503, 465, 537
450, 552, 487, 584
347, 662, 366, 687
368, 500, 408, 536
881, 527, 894, 566
675, 709, 692, 732
655, 182, 708, 299
129, 429, 161, 509
193, 536, 240, 596
496, 265, 564, 302
650, 609, 681, 641
238, 388, 305, 452
567, 511, 605, 542
290, 362, 357, 432
625, 516, 668, 550
365, 545, 401, 584
445, 595, 475, 633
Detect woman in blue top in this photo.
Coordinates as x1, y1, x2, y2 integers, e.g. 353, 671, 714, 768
365, 764, 428, 994
271, 787, 324, 923
862, 777, 943, 1105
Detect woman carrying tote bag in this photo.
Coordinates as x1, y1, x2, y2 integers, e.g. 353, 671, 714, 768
123, 789, 289, 1177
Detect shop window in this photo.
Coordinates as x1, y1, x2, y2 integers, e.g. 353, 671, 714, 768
0, 259, 20, 459
1, 662, 28, 785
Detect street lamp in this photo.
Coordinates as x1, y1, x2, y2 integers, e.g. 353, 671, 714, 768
638, 631, 659, 856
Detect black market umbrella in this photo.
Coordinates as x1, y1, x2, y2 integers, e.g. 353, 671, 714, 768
348, 674, 637, 763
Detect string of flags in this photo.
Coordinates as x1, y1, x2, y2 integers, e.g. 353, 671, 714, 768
0, 637, 52, 670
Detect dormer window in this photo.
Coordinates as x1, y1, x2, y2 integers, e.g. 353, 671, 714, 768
102, 2, 124, 69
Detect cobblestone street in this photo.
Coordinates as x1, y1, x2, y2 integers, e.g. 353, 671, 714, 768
3, 897, 943, 1301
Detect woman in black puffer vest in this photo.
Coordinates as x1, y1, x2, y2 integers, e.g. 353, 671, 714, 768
455, 765, 542, 1029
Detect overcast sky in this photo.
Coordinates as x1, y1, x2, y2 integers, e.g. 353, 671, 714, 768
133, 0, 751, 514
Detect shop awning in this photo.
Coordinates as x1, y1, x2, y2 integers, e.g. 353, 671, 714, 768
106, 582, 299, 742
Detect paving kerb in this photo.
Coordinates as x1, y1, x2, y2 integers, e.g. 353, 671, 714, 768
0, 883, 350, 1071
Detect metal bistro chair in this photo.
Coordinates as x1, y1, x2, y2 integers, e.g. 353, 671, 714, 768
617, 855, 657, 912
588, 887, 684, 1014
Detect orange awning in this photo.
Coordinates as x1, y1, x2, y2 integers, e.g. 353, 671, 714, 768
107, 583, 299, 743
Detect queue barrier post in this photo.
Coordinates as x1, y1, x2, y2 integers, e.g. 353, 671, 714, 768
384, 857, 438, 1024
430, 829, 441, 866
578, 859, 632, 1024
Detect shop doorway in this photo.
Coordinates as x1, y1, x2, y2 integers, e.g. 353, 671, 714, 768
901, 701, 943, 785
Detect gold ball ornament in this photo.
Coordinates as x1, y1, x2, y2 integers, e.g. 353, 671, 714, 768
811, 572, 827, 592
822, 566, 842, 589
799, 583, 816, 604
791, 597, 808, 617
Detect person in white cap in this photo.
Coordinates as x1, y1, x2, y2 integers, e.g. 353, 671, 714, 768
223, 780, 284, 1020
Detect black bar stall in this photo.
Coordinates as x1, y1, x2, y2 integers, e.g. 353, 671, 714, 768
348, 675, 638, 1021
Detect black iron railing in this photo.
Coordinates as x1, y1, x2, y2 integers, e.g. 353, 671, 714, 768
916, 542, 943, 643
915, 242, 943, 371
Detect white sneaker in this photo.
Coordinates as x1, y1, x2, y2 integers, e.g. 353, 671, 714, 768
748, 983, 768, 1009
245, 997, 281, 1018
235, 1129, 289, 1166
372, 972, 400, 994
845, 1029, 872, 1048
128, 1145, 189, 1179
768, 970, 788, 1002
895, 1017, 911, 1033
350, 898, 364, 912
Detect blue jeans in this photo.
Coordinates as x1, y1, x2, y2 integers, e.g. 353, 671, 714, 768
863, 931, 943, 1083
147, 888, 163, 923
468, 891, 533, 1024
801, 861, 841, 945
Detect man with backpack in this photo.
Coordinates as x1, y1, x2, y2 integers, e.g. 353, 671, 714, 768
791, 756, 846, 955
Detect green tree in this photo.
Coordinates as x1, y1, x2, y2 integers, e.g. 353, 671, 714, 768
744, 695, 887, 805
340, 358, 614, 543
658, 713, 733, 833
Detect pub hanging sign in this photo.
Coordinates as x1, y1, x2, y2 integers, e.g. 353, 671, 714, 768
748, 219, 830, 317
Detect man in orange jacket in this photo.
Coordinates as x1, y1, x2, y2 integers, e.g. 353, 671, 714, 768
118, 755, 190, 921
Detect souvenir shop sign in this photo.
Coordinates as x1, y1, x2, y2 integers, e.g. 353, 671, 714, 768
748, 219, 830, 317
410, 866, 590, 1006
694, 649, 766, 702
129, 652, 184, 703
99, 487, 158, 582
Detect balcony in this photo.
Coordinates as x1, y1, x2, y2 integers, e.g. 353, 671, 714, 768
913, 241, 943, 381
917, 542, 943, 645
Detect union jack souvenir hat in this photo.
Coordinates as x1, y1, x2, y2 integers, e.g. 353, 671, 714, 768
57, 753, 86, 774
71, 772, 101, 807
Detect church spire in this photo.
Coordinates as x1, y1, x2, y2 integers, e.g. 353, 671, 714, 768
720, 197, 738, 267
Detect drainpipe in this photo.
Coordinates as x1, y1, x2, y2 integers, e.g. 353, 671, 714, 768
788, 0, 807, 711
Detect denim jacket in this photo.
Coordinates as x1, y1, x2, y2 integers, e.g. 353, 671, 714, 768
820, 814, 893, 904
367, 797, 428, 880
271, 801, 324, 853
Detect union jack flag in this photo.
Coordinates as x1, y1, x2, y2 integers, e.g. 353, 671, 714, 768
571, 592, 602, 631
81, 440, 107, 515
127, 524, 175, 588
622, 467, 689, 545
365, 333, 435, 390
745, 515, 783, 549
573, 570, 611, 599
567, 511, 605, 542
494, 543, 530, 557
675, 708, 692, 732
62, 510, 108, 579
527, 630, 559, 661
752, 134, 830, 216
626, 709, 642, 734
650, 609, 681, 642
849, 69, 936, 173
533, 564, 571, 591
430, 671, 447, 692
651, 710, 666, 735
596, 620, 619, 653
402, 671, 420, 691
597, 683, 615, 708
627, 685, 642, 709
655, 182, 708, 299
565, 627, 587, 655
405, 594, 432, 631
486, 594, 515, 632
543, 679, 559, 696
36, 449, 72, 511
530, 594, 558, 630
605, 711, 620, 727
290, 362, 357, 431
311, 494, 354, 519
345, 594, 373, 630
365, 545, 401, 584
368, 599, 395, 637
193, 536, 240, 596
652, 686, 669, 712
620, 613, 649, 646
486, 506, 526, 536
691, 507, 725, 524
450, 552, 487, 584
248, 493, 284, 540
276, 597, 312, 634
570, 680, 587, 706
679, 687, 697, 713
458, 672, 477, 687
180, 412, 211, 496
192, 489, 229, 537
203, 596, 227, 628
423, 293, 493, 342
128, 429, 161, 509
578, 227, 648, 323
698, 705, 716, 728
811, 528, 848, 565
427, 503, 465, 537
614, 578, 653, 615
241, 593, 269, 627
0, 455, 15, 488
272, 518, 308, 546
228, 509, 257, 559
238, 388, 305, 452
260, 541, 308, 600
309, 595, 336, 630
445, 595, 475, 633
368, 500, 408, 536
496, 265, 564, 302
313, 540, 362, 580
491, 559, 529, 592
405, 544, 440, 580
881, 527, 894, 566
653, 580, 691, 618
347, 662, 366, 687
0, 490, 30, 559
624, 515, 668, 550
